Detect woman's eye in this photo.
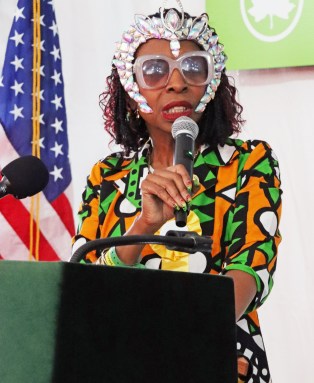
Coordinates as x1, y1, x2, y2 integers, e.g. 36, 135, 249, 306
143, 60, 168, 76
182, 57, 208, 82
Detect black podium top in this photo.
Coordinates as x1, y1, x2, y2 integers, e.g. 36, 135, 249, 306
0, 261, 237, 383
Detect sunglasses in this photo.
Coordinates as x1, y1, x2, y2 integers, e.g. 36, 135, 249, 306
133, 51, 214, 89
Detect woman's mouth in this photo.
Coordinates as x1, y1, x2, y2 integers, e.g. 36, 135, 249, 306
162, 102, 193, 121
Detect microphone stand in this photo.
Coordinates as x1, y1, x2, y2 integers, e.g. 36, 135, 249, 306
70, 231, 212, 263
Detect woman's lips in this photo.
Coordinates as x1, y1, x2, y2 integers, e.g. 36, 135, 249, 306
161, 101, 193, 121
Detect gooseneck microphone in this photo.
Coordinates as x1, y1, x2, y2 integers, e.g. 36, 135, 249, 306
0, 155, 49, 199
171, 116, 199, 227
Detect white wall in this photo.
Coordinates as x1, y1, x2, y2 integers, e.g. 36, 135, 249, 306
1, 1, 314, 382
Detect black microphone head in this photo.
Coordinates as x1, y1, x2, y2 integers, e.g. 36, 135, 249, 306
171, 116, 199, 140
1, 155, 49, 199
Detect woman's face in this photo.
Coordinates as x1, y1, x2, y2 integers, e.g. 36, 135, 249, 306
133, 39, 207, 139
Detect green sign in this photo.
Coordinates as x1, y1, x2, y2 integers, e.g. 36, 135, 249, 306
206, 0, 312, 70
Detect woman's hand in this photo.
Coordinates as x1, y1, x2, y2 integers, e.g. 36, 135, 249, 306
115, 164, 193, 266
138, 164, 193, 233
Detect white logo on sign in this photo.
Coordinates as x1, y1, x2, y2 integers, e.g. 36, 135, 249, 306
240, 0, 304, 42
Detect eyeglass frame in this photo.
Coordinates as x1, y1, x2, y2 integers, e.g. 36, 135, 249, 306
133, 51, 215, 90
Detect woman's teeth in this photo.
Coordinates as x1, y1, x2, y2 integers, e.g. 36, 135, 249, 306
166, 106, 187, 113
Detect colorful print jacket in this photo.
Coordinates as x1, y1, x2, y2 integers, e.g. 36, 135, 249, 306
73, 138, 282, 383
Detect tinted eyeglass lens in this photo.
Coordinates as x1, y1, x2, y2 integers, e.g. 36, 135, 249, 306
182, 56, 208, 84
142, 59, 169, 88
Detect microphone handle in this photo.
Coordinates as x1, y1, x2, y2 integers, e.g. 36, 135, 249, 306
173, 133, 195, 227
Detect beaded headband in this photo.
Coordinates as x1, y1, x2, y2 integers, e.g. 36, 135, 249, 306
113, 0, 226, 114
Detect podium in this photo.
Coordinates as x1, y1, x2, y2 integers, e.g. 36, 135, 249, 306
0, 261, 237, 383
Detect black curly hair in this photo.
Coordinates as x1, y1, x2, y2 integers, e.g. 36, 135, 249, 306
99, 10, 245, 155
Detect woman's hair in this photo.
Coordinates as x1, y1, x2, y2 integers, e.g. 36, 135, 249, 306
100, 12, 245, 155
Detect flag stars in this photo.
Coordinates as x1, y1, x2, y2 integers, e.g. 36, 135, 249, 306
40, 39, 46, 51
10, 30, 24, 47
51, 94, 63, 110
32, 65, 45, 77
33, 39, 46, 52
49, 20, 58, 36
50, 142, 64, 158
48, 0, 55, 11
32, 89, 45, 101
10, 55, 24, 71
10, 104, 24, 120
32, 113, 45, 125
0, 76, 3, 87
39, 15, 46, 26
10, 80, 24, 96
31, 137, 45, 149
51, 69, 62, 85
51, 118, 63, 134
32, 15, 46, 26
39, 89, 45, 100
50, 45, 61, 61
38, 90, 45, 101
14, 6, 26, 22
50, 165, 63, 182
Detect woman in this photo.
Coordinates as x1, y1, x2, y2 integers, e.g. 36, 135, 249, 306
72, 2, 282, 382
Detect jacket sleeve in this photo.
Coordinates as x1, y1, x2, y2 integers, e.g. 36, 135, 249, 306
71, 161, 103, 262
222, 141, 282, 312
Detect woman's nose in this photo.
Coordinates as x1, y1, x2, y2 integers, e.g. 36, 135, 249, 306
166, 68, 188, 92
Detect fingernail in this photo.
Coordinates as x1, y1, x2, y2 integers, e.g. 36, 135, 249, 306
193, 174, 200, 186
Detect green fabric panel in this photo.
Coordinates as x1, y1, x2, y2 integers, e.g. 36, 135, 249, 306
104, 156, 119, 168
77, 209, 89, 231
255, 158, 272, 175
0, 261, 62, 383
269, 187, 281, 205
99, 189, 117, 214
204, 169, 216, 182
194, 209, 214, 224
237, 152, 250, 174
192, 193, 214, 206
111, 224, 122, 237
234, 204, 245, 215
84, 185, 94, 200
258, 240, 276, 262
226, 220, 242, 241
202, 150, 220, 166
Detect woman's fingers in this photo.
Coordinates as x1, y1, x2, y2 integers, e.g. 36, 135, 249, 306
167, 164, 193, 189
142, 180, 178, 210
142, 165, 192, 209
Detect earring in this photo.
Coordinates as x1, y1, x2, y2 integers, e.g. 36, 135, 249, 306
135, 109, 140, 119
126, 110, 132, 122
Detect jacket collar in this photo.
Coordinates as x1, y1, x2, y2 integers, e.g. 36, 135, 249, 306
103, 138, 242, 207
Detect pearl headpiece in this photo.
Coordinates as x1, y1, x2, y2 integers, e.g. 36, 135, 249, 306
113, 0, 226, 114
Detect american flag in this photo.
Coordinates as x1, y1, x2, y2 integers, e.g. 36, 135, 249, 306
0, 0, 75, 261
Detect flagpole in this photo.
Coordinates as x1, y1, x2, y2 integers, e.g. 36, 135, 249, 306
30, 0, 42, 261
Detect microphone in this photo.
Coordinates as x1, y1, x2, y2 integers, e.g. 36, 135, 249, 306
0, 155, 49, 199
171, 116, 199, 227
